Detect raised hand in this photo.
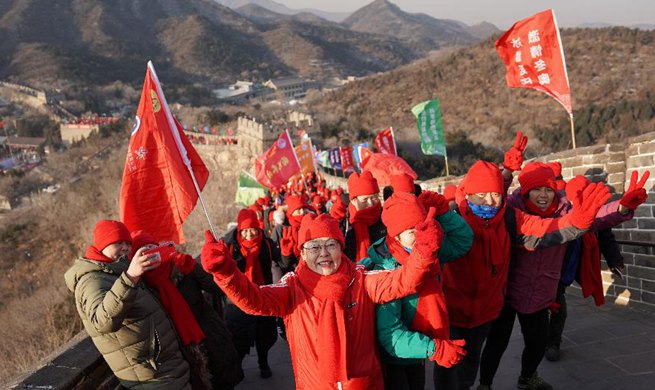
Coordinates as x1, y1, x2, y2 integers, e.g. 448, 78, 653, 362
413, 207, 444, 259
429, 339, 467, 368
503, 131, 528, 171
620, 170, 650, 211
200, 230, 231, 274
569, 182, 612, 229
126, 246, 161, 284
280, 226, 295, 256
418, 190, 450, 216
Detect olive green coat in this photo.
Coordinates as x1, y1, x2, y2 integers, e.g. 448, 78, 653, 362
64, 257, 190, 389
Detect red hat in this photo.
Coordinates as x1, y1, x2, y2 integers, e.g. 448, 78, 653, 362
238, 209, 260, 231
443, 185, 457, 202
381, 192, 426, 237
249, 203, 263, 213
347, 171, 379, 200
93, 220, 131, 250
297, 214, 345, 250
565, 175, 590, 201
390, 173, 415, 193
256, 197, 266, 206
462, 161, 503, 195
130, 230, 158, 257
518, 162, 557, 196
285, 194, 308, 215
546, 162, 562, 178
312, 195, 324, 206
336, 187, 344, 195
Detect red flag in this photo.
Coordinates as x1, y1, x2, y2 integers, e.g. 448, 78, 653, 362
120, 62, 209, 244
340, 146, 355, 172
374, 127, 397, 155
361, 151, 417, 187
254, 130, 301, 188
496, 9, 572, 114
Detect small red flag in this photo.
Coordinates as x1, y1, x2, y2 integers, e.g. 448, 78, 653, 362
496, 9, 572, 114
340, 146, 355, 172
120, 62, 209, 244
374, 127, 397, 155
254, 130, 301, 188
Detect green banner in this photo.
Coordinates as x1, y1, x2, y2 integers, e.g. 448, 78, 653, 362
235, 171, 267, 206
411, 99, 446, 156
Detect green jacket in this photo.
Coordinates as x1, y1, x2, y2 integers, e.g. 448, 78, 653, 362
359, 210, 473, 366
64, 257, 190, 389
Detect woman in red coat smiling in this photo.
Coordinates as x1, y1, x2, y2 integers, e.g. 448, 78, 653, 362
201, 208, 443, 390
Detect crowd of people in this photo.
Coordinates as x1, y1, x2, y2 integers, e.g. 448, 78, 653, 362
65, 133, 650, 390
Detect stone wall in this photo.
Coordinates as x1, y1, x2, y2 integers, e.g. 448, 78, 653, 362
237, 117, 280, 155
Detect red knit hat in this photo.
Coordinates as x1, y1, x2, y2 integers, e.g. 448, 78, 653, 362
390, 173, 415, 193
518, 162, 557, 196
256, 197, 266, 206
443, 185, 457, 202
347, 171, 379, 200
249, 203, 263, 213
297, 214, 345, 250
463, 161, 504, 194
285, 194, 308, 216
312, 195, 324, 206
546, 162, 562, 178
381, 192, 426, 237
237, 209, 260, 230
93, 220, 131, 250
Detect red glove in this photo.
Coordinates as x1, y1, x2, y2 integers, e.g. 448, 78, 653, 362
620, 170, 650, 210
200, 231, 235, 275
503, 131, 528, 171
429, 339, 467, 368
418, 190, 450, 216
172, 253, 196, 275
280, 226, 295, 257
329, 196, 347, 220
413, 207, 443, 260
569, 182, 612, 229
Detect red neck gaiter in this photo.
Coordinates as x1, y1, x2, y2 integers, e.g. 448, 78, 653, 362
237, 233, 265, 285
460, 202, 510, 270
525, 198, 558, 218
84, 246, 114, 263
386, 236, 449, 340
348, 202, 382, 261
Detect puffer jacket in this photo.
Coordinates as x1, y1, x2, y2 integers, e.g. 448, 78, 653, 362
64, 258, 190, 389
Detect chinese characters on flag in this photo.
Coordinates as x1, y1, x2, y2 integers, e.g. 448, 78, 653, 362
340, 146, 355, 172
254, 130, 301, 188
294, 138, 315, 175
328, 148, 342, 170
495, 9, 572, 114
374, 127, 397, 155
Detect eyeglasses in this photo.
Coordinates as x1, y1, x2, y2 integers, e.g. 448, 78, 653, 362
303, 240, 340, 255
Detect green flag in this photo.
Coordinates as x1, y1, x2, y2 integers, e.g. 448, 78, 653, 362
411, 99, 446, 156
235, 171, 267, 207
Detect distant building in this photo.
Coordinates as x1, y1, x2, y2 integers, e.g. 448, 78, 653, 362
5, 136, 46, 151
263, 76, 317, 100
213, 81, 255, 103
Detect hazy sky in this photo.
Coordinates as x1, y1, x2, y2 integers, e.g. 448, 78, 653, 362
277, 0, 654, 28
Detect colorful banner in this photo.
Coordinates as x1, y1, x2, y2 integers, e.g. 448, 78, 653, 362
235, 171, 267, 207
340, 146, 355, 172
411, 99, 447, 156
254, 130, 301, 188
374, 127, 397, 155
328, 148, 342, 170
495, 9, 572, 114
317, 150, 331, 168
352, 142, 369, 169
295, 138, 315, 175
120, 61, 209, 244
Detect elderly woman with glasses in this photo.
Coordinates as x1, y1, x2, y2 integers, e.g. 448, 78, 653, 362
201, 210, 443, 390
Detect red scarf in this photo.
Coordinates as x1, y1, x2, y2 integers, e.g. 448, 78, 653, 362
578, 232, 605, 306
461, 203, 510, 271
348, 202, 382, 261
237, 233, 265, 285
84, 246, 114, 262
296, 258, 354, 383
288, 215, 303, 257
386, 236, 449, 340
525, 198, 558, 218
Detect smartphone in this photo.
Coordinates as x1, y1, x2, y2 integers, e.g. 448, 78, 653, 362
143, 243, 176, 261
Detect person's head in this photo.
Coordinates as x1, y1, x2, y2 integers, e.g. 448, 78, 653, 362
130, 230, 158, 258
298, 214, 345, 276
347, 170, 380, 210
390, 173, 415, 194
93, 220, 132, 261
463, 161, 504, 208
518, 162, 557, 212
381, 192, 426, 250
285, 195, 315, 227
237, 208, 261, 241
443, 184, 457, 209
272, 208, 286, 226
312, 195, 324, 210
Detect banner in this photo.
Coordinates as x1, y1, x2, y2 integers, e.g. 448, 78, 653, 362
295, 138, 315, 175
374, 127, 397, 155
495, 9, 572, 114
254, 130, 301, 188
411, 99, 447, 156
235, 171, 267, 207
328, 148, 342, 170
317, 150, 331, 168
120, 61, 209, 244
352, 142, 369, 169
340, 146, 355, 172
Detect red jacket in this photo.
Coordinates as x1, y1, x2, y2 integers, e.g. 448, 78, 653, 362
212, 255, 435, 389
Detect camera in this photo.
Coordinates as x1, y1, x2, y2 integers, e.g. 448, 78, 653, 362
143, 243, 176, 261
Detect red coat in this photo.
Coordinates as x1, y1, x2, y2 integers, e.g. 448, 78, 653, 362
212, 255, 434, 389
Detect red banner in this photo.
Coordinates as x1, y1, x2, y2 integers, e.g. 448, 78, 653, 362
255, 130, 301, 188
361, 151, 417, 187
374, 127, 397, 155
340, 146, 355, 172
120, 62, 209, 244
495, 9, 572, 114
295, 138, 315, 175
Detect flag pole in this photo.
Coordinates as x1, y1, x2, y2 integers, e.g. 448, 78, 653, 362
569, 113, 576, 149
147, 61, 217, 239
390, 126, 398, 156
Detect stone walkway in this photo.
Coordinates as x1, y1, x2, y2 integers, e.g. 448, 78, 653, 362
236, 294, 655, 389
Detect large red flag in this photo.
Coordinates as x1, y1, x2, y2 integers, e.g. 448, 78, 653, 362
120, 62, 209, 244
495, 9, 572, 114
374, 127, 397, 155
254, 130, 301, 188
361, 151, 417, 187
340, 146, 355, 172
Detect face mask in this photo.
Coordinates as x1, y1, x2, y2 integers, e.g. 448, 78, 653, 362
467, 200, 500, 219
403, 246, 413, 253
